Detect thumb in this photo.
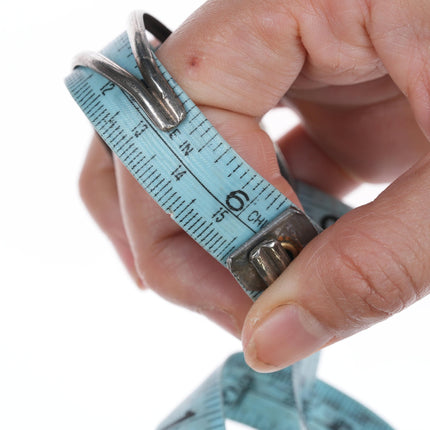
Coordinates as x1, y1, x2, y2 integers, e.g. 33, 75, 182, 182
242, 153, 430, 372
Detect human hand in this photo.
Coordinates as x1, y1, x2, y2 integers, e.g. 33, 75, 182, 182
79, 0, 430, 372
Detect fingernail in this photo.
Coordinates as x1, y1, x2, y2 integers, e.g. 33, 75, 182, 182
243, 305, 332, 372
200, 307, 241, 338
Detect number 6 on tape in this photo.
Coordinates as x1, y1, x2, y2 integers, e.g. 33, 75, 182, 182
67, 11, 320, 300
65, 11, 394, 430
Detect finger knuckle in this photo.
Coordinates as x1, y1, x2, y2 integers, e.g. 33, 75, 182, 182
133, 242, 183, 301
322, 226, 419, 326
78, 165, 92, 206
133, 251, 164, 293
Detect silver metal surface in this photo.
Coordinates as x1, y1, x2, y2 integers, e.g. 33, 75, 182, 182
127, 11, 186, 129
73, 12, 185, 131
227, 207, 320, 292
249, 239, 292, 286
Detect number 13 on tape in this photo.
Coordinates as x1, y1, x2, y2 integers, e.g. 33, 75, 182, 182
66, 11, 394, 430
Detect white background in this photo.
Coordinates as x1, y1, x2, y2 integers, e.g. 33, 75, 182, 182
1, 1, 429, 429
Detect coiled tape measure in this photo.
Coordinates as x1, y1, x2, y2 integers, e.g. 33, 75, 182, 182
66, 11, 394, 429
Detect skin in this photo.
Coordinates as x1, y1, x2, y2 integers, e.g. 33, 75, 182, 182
79, 0, 430, 372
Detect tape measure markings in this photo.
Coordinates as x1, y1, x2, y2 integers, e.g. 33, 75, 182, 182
66, 13, 394, 429
156, 353, 394, 430
122, 90, 265, 235
67, 33, 294, 273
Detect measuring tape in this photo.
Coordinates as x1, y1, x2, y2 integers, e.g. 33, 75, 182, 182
157, 353, 392, 430
66, 11, 393, 429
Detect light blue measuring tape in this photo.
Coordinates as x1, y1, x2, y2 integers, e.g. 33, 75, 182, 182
66, 11, 394, 429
